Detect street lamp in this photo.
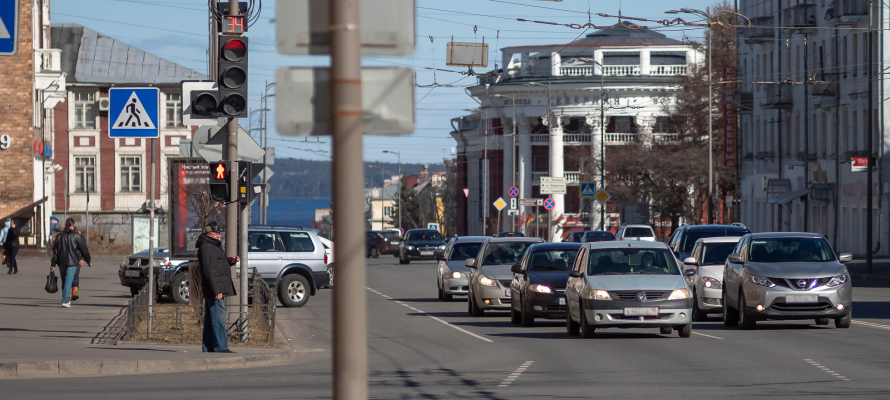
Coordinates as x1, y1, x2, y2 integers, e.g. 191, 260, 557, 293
666, 7, 715, 224
382, 150, 401, 231
491, 93, 518, 232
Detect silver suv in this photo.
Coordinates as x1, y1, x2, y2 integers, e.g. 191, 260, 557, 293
244, 226, 329, 307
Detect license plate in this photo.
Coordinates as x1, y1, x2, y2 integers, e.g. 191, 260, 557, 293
420, 251, 433, 256
505, 290, 511, 297
390, 241, 400, 245
125, 270, 141, 278
624, 307, 659, 317
785, 294, 818, 304
559, 298, 566, 306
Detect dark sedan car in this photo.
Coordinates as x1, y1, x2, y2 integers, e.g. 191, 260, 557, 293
510, 242, 583, 326
366, 230, 402, 258
568, 231, 615, 243
399, 229, 446, 264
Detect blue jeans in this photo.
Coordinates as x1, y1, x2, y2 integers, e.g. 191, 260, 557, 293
59, 266, 77, 303
202, 298, 228, 352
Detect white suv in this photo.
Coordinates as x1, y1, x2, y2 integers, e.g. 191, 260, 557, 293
244, 227, 329, 307
615, 224, 656, 242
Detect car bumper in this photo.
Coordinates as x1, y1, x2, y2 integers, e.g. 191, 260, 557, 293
582, 298, 693, 328
524, 290, 567, 318
443, 277, 469, 295
404, 250, 439, 260
741, 283, 852, 320
379, 245, 399, 255
474, 284, 511, 310
697, 286, 723, 311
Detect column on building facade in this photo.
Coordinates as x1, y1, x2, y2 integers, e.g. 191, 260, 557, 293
546, 115, 565, 241
502, 52, 512, 76
640, 49, 651, 75
685, 49, 697, 68
593, 50, 603, 75
502, 117, 515, 232
517, 119, 532, 234
521, 52, 530, 76
550, 52, 561, 77
637, 116, 655, 148
586, 115, 603, 230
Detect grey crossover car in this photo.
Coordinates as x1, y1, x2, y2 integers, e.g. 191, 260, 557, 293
722, 233, 853, 329
565, 241, 696, 338
435, 236, 487, 301
466, 237, 544, 316
682, 236, 742, 321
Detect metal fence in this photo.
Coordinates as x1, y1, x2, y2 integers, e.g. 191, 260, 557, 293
124, 268, 277, 346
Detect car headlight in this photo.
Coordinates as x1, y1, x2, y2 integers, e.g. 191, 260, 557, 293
407, 246, 414, 250
438, 245, 446, 250
703, 277, 722, 289
668, 288, 690, 300
826, 274, 848, 287
750, 275, 776, 288
529, 284, 552, 294
452, 271, 464, 279
589, 289, 612, 300
479, 277, 497, 287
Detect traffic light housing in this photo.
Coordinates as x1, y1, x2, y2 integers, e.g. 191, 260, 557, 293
236, 161, 265, 203
218, 36, 248, 118
209, 162, 232, 202
189, 90, 220, 118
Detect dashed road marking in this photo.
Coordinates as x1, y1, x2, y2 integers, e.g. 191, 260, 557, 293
853, 320, 890, 331
367, 288, 494, 343
804, 359, 850, 381
498, 361, 534, 387
692, 332, 723, 340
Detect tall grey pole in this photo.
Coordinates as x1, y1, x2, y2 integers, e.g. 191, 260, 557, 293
239, 199, 250, 339
225, 0, 239, 260
512, 98, 516, 232
330, 0, 367, 397
803, 33, 810, 231
147, 137, 156, 334
707, 6, 714, 224
398, 153, 401, 231
867, 0, 874, 273
599, 71, 605, 230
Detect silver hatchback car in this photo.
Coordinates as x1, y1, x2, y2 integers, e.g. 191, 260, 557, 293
722, 233, 853, 329
435, 236, 488, 301
682, 236, 742, 321
466, 237, 544, 316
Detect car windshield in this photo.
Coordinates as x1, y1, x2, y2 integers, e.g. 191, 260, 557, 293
481, 242, 534, 265
529, 249, 579, 271
381, 231, 401, 240
448, 243, 482, 261
701, 243, 737, 265
749, 238, 836, 263
587, 249, 680, 275
682, 229, 747, 253
406, 230, 443, 241
625, 227, 654, 237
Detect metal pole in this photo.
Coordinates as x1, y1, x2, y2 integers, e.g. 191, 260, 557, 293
512, 95, 516, 232
239, 200, 250, 340
867, 0, 874, 273
330, 0, 367, 397
707, 6, 714, 225
599, 72, 605, 230
147, 137, 156, 334
804, 33, 810, 231
397, 152, 401, 231
225, 0, 239, 260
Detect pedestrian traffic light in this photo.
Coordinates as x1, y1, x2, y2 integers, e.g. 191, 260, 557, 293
218, 36, 248, 118
209, 162, 231, 202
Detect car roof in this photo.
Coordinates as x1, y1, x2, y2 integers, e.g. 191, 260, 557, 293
531, 242, 583, 250
250, 225, 312, 232
585, 241, 670, 250
622, 224, 652, 228
695, 236, 742, 244
748, 232, 825, 239
406, 228, 439, 232
485, 237, 545, 243
685, 224, 748, 232
453, 236, 490, 243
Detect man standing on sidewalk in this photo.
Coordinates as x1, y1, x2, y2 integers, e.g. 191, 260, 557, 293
196, 223, 238, 353
50, 218, 91, 307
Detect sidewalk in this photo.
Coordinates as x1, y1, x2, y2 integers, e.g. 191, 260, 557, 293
0, 257, 297, 379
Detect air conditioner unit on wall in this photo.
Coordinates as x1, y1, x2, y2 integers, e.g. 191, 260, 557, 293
98, 98, 110, 112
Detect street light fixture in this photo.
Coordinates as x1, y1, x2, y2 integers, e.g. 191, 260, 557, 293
382, 150, 402, 231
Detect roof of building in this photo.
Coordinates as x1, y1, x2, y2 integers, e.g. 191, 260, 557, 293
51, 23, 207, 85
576, 21, 685, 46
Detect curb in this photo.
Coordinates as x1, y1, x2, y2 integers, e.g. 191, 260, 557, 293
0, 350, 298, 379
850, 273, 890, 284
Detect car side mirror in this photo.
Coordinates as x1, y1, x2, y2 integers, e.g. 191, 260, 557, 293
510, 264, 523, 274
683, 269, 696, 277
727, 254, 743, 263
568, 270, 582, 278
435, 250, 445, 261
464, 258, 476, 268
838, 253, 852, 264
683, 257, 697, 266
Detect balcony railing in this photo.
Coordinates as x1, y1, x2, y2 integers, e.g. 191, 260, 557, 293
532, 172, 547, 183
605, 133, 638, 143
602, 65, 641, 76
651, 65, 687, 76
34, 49, 62, 73
564, 134, 591, 144
783, 4, 817, 29
562, 66, 593, 76
530, 134, 549, 143
528, 132, 678, 145
742, 16, 775, 42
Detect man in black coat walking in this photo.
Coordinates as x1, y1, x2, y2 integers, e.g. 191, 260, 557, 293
196, 223, 238, 353
4, 220, 20, 275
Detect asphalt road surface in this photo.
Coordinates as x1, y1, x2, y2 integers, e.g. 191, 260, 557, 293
7, 257, 890, 399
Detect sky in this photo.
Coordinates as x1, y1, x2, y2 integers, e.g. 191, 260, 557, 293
51, 0, 716, 164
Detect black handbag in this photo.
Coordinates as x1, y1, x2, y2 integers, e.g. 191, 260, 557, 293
45, 270, 59, 293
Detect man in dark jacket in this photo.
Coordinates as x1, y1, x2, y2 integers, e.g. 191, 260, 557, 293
196, 223, 238, 353
4, 220, 19, 274
51, 218, 91, 307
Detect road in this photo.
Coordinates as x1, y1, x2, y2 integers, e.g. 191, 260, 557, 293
6, 257, 890, 399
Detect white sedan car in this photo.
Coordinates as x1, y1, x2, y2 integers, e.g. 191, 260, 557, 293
683, 236, 741, 321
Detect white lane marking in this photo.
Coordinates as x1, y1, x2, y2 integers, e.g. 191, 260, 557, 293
367, 288, 494, 343
853, 320, 890, 330
692, 332, 723, 340
498, 361, 534, 388
804, 359, 850, 381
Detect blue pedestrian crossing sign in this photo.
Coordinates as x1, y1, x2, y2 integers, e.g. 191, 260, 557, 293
580, 182, 596, 198
0, 0, 19, 55
109, 88, 159, 138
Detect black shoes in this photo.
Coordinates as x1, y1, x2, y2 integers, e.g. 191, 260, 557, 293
217, 349, 236, 354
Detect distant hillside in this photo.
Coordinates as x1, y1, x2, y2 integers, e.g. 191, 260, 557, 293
268, 158, 445, 198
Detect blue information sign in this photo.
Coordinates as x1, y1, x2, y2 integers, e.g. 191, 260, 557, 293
109, 88, 160, 138
0, 0, 19, 55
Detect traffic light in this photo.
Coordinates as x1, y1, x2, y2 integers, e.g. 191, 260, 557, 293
236, 161, 265, 203
218, 36, 248, 118
189, 90, 220, 118
209, 162, 232, 202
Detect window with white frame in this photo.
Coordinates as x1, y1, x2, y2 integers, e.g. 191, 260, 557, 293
120, 156, 142, 192
74, 156, 96, 193
165, 93, 184, 128
74, 92, 96, 129
383, 206, 394, 217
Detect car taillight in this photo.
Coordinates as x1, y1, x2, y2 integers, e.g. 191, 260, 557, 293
324, 254, 328, 264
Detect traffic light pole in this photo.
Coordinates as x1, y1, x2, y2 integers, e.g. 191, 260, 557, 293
224, 2, 239, 261
330, 0, 367, 398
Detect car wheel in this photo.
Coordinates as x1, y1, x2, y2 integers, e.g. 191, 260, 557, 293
566, 303, 580, 336
739, 291, 756, 330
510, 300, 521, 324
130, 286, 141, 297
692, 291, 707, 322
278, 274, 310, 307
326, 266, 334, 288
815, 317, 831, 326
467, 292, 473, 315
520, 299, 535, 327
171, 272, 189, 304
442, 291, 453, 302
723, 289, 739, 327
580, 306, 595, 338
371, 247, 380, 258
660, 326, 673, 335
677, 322, 692, 338
835, 309, 851, 329
437, 282, 444, 301
470, 293, 485, 317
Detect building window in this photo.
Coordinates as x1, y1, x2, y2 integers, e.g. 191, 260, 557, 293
74, 156, 96, 193
74, 92, 96, 129
383, 206, 394, 217
165, 93, 183, 128
653, 117, 671, 133
120, 156, 142, 192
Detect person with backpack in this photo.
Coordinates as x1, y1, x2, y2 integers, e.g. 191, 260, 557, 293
50, 218, 91, 308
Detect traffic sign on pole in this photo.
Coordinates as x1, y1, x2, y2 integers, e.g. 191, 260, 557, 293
580, 182, 596, 198
543, 198, 556, 211
594, 189, 611, 204
427, 222, 440, 231
0, 0, 19, 55
108, 88, 160, 138
519, 198, 543, 207
493, 197, 507, 211
510, 198, 517, 210
540, 177, 567, 195
507, 186, 519, 198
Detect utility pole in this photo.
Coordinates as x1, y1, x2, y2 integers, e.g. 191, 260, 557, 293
330, 0, 368, 397
383, 150, 401, 231
225, 0, 240, 261
804, 33, 809, 231
866, 0, 874, 273
706, 6, 713, 225
147, 136, 156, 334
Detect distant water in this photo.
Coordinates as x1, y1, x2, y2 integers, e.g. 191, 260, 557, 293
251, 197, 331, 227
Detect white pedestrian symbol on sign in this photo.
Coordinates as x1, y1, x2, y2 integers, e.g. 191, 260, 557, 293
0, 17, 9, 40
581, 184, 595, 196
113, 92, 157, 129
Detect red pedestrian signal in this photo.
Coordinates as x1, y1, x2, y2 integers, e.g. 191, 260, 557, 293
215, 163, 227, 179
209, 162, 231, 202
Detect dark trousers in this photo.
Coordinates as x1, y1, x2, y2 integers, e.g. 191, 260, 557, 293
6, 246, 17, 273
202, 298, 228, 352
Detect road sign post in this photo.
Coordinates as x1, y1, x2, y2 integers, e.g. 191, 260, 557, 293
540, 177, 567, 195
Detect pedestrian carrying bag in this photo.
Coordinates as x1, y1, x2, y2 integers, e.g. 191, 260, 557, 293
45, 270, 59, 293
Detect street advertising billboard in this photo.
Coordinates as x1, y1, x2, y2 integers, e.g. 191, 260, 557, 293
851, 157, 876, 172
168, 158, 226, 258
723, 67, 736, 167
